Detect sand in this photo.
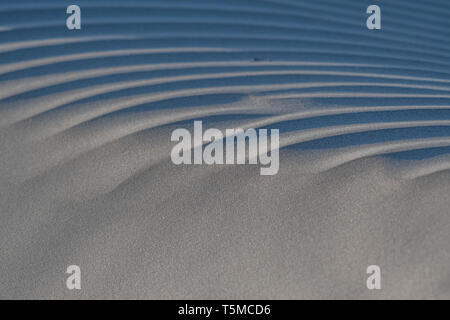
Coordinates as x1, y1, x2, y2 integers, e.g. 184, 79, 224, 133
0, 0, 449, 299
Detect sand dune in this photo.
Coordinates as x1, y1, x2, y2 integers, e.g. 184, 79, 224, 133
0, 0, 449, 299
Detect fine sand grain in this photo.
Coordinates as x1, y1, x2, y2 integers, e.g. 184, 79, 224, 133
0, 0, 449, 299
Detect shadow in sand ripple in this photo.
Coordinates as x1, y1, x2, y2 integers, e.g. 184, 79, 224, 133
0, 0, 450, 300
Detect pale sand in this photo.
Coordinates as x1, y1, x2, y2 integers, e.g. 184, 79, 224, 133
0, 0, 449, 299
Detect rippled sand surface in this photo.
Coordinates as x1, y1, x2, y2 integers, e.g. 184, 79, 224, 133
0, 0, 449, 299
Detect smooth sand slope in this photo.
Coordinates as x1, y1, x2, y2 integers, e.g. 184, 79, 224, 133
0, 0, 449, 299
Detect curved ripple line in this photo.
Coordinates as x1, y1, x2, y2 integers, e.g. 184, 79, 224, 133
4, 48, 450, 81
8, 78, 450, 130
24, 105, 261, 179
26, 116, 450, 185
0, 35, 136, 54
3, 37, 450, 78
3, 25, 450, 65
51, 119, 450, 172
3, 18, 450, 57
315, 138, 450, 173
400, 157, 450, 180
12, 34, 448, 71
3, 68, 450, 104
278, 120, 450, 150
1, 0, 449, 41
82, 124, 450, 195
34, 102, 450, 142
0, 48, 239, 75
